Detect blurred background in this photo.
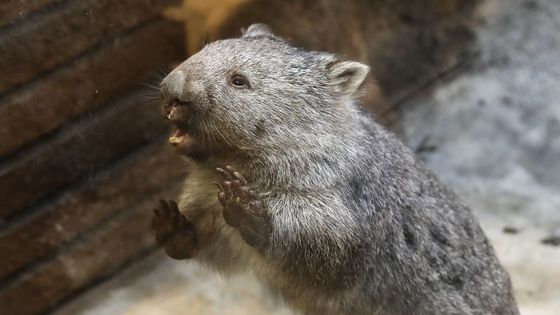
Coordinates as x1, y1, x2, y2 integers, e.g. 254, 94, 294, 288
0, 0, 558, 314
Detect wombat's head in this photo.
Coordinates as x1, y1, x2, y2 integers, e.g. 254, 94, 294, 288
160, 23, 369, 159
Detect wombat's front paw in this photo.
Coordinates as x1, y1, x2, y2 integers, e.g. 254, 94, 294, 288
215, 166, 271, 248
152, 199, 198, 259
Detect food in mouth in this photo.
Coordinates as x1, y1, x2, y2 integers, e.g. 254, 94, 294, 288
168, 127, 197, 153
167, 123, 207, 159
164, 102, 207, 159
169, 128, 188, 145
165, 103, 196, 152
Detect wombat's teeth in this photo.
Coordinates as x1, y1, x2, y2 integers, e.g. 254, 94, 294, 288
169, 136, 182, 145
169, 129, 187, 145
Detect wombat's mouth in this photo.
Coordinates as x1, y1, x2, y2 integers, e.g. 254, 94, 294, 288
163, 99, 221, 159
164, 101, 205, 157
167, 123, 204, 158
168, 127, 191, 146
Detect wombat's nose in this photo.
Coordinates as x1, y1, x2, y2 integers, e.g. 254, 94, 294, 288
160, 70, 187, 118
161, 70, 185, 99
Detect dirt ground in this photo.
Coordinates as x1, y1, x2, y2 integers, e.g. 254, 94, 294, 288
54, 0, 559, 314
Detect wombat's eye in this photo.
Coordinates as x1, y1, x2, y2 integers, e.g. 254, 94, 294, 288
230, 74, 250, 88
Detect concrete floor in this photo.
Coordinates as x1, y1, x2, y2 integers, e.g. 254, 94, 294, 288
55, 0, 560, 314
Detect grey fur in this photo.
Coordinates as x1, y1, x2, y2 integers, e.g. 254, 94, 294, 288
159, 24, 519, 315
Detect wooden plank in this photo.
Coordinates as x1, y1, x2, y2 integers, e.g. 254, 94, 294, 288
0, 182, 183, 315
0, 90, 169, 222
0, 141, 185, 281
0, 20, 183, 158
0, 0, 179, 93
0, 0, 57, 28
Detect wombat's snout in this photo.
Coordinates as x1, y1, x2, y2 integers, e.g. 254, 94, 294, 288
160, 70, 190, 120
161, 70, 185, 100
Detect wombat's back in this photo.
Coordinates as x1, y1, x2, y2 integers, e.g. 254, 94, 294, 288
335, 113, 519, 315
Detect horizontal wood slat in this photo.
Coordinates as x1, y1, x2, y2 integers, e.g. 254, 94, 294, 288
0, 0, 56, 28
0, 1, 187, 314
0, 19, 183, 158
0, 0, 178, 93
0, 140, 185, 281
0, 181, 182, 315
0, 90, 169, 222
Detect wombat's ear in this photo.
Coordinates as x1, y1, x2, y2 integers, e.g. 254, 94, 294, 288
327, 61, 370, 96
241, 23, 275, 38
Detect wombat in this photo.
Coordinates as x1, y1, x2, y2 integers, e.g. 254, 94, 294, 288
152, 24, 519, 315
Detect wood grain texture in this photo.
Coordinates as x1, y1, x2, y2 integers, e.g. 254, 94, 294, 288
0, 90, 168, 223
0, 20, 184, 158
0, 141, 185, 281
0, 0, 56, 28
0, 0, 178, 93
0, 1, 187, 314
0, 181, 182, 315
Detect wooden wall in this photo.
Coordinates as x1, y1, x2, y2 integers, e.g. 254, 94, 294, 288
0, 1, 186, 314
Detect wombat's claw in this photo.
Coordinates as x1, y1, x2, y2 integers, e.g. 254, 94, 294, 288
152, 199, 198, 260
216, 166, 270, 248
